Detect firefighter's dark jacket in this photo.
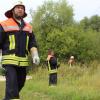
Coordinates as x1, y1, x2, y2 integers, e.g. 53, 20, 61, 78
48, 56, 58, 74
0, 18, 37, 67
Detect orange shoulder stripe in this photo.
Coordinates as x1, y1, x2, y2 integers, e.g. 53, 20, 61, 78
0, 18, 32, 33
0, 18, 19, 32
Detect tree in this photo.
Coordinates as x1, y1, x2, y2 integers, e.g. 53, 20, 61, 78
31, 0, 74, 61
30, 0, 100, 64
80, 15, 100, 32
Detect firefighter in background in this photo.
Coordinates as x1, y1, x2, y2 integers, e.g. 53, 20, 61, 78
68, 56, 75, 67
47, 50, 58, 86
0, 1, 40, 100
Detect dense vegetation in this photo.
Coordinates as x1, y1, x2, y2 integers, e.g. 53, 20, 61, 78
31, 0, 100, 64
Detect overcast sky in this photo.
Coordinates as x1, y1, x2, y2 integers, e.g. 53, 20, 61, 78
0, 0, 100, 22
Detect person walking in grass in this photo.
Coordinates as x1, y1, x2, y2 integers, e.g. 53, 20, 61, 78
68, 56, 75, 67
47, 49, 58, 86
0, 1, 40, 100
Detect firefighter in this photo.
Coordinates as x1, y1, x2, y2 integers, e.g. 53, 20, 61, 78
47, 50, 58, 86
68, 56, 75, 67
0, 1, 40, 100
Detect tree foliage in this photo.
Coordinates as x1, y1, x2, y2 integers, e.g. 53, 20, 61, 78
80, 15, 100, 32
30, 0, 100, 64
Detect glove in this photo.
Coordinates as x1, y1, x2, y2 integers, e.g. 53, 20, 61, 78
33, 56, 40, 65
32, 50, 40, 65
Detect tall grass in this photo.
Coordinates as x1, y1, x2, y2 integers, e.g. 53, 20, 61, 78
0, 61, 100, 100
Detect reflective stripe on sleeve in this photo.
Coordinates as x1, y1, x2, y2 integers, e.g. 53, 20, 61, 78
26, 36, 29, 50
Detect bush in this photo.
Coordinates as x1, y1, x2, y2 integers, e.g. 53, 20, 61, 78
0, 67, 5, 76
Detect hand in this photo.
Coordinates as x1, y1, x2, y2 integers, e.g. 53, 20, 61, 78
31, 48, 40, 65
33, 56, 40, 65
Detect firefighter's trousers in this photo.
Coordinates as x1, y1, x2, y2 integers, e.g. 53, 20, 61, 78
3, 65, 26, 100
49, 73, 57, 86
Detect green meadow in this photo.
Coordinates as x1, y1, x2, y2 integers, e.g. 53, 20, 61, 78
0, 63, 100, 100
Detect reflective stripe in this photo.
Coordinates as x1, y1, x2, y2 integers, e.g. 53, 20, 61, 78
2, 60, 18, 66
2, 25, 32, 32
3, 55, 28, 61
3, 55, 19, 60
26, 36, 29, 50
48, 61, 57, 74
2, 55, 29, 66
49, 69, 58, 74
3, 25, 32, 33
20, 61, 29, 66
3, 26, 19, 31
0, 18, 32, 33
9, 35, 15, 50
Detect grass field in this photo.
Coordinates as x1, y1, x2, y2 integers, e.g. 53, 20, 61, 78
0, 63, 100, 100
